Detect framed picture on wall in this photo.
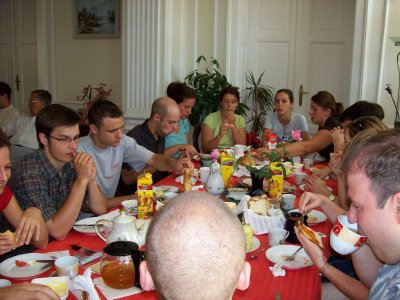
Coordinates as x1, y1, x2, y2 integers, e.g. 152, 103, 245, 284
74, 0, 120, 38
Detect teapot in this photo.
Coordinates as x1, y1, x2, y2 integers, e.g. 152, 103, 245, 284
101, 241, 145, 289
95, 209, 150, 247
206, 161, 225, 196
284, 211, 308, 244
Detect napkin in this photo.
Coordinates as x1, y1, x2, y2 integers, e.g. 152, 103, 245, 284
70, 268, 100, 300
269, 264, 285, 277
175, 175, 197, 185
93, 277, 142, 300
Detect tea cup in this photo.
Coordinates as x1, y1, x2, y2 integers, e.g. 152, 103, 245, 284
55, 256, 79, 278
303, 158, 314, 170
196, 166, 210, 184
234, 144, 245, 156
330, 215, 367, 255
121, 199, 138, 216
295, 172, 308, 185
281, 194, 296, 211
269, 227, 289, 246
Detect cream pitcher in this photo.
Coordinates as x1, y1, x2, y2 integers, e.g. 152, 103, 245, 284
206, 161, 225, 196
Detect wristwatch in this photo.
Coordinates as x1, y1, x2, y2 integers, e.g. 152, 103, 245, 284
328, 194, 335, 201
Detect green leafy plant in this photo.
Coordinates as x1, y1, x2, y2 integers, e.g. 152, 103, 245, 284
185, 55, 249, 126
243, 71, 275, 136
245, 149, 291, 179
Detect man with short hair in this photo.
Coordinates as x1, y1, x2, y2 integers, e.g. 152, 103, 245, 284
298, 129, 400, 299
78, 100, 194, 208
140, 191, 251, 300
0, 82, 20, 127
2, 89, 52, 165
118, 97, 181, 195
8, 104, 107, 240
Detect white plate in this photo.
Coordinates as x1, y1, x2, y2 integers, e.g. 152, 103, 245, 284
246, 236, 261, 253
288, 209, 327, 224
0, 253, 53, 279
266, 245, 313, 269
299, 184, 332, 193
153, 185, 179, 193
73, 210, 120, 234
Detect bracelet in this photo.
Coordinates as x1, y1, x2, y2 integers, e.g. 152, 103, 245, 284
319, 262, 329, 276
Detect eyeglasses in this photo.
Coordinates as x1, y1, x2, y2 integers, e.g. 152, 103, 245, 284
48, 135, 80, 145
28, 100, 41, 105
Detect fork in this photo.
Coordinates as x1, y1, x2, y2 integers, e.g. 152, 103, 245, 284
284, 246, 303, 261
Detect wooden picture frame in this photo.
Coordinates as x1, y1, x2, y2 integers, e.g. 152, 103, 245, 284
74, 0, 120, 39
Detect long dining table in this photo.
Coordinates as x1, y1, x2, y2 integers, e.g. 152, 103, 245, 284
3, 161, 335, 300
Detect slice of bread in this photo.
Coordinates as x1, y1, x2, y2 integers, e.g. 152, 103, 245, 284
1, 230, 19, 249
296, 222, 323, 249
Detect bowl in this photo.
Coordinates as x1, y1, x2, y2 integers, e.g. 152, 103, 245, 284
330, 215, 367, 255
0, 279, 11, 287
227, 187, 248, 201
31, 276, 69, 300
121, 199, 138, 216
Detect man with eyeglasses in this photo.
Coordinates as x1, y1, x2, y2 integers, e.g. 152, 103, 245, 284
7, 104, 107, 240
77, 100, 194, 208
2, 90, 51, 165
0, 82, 20, 128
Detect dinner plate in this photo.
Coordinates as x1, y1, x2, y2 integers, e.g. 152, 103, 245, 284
153, 185, 179, 193
0, 253, 53, 279
288, 209, 327, 224
73, 210, 120, 234
247, 236, 261, 253
266, 245, 313, 269
299, 184, 332, 193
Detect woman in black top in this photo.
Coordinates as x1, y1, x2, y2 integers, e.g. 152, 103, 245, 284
257, 91, 342, 161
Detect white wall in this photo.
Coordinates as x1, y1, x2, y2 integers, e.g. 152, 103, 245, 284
379, 0, 400, 125
52, 1, 122, 108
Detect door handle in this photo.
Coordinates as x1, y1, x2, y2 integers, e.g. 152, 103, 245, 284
15, 75, 21, 91
299, 84, 308, 107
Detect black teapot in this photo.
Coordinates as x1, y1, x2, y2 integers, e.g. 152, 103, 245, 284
284, 211, 308, 244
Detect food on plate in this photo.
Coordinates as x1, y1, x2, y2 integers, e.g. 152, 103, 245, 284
307, 215, 318, 223
237, 154, 256, 166
295, 222, 323, 248
248, 195, 272, 216
243, 224, 254, 252
313, 164, 328, 170
1, 230, 18, 249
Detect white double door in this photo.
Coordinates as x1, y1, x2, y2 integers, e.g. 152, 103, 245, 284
0, 0, 37, 113
245, 0, 356, 129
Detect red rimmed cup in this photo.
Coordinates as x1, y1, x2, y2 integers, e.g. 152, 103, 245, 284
330, 215, 367, 255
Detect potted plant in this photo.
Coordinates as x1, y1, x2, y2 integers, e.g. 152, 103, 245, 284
185, 55, 248, 126
244, 150, 290, 196
242, 71, 275, 141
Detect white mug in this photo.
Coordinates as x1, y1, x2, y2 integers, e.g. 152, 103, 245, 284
269, 228, 289, 247
281, 194, 296, 211
234, 144, 245, 156
303, 158, 314, 170
295, 172, 308, 185
55, 256, 79, 278
197, 167, 210, 183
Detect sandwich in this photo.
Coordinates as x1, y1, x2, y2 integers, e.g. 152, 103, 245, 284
295, 222, 323, 249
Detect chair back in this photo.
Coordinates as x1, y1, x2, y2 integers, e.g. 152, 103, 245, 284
193, 124, 201, 152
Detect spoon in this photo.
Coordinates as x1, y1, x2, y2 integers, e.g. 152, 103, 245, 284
249, 248, 266, 260
284, 246, 303, 261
